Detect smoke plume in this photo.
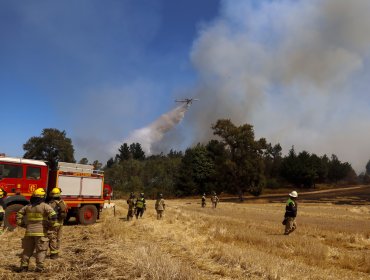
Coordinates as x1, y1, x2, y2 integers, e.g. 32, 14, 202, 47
113, 104, 189, 155
183, 0, 370, 173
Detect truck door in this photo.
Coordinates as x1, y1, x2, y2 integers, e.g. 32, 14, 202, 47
0, 163, 23, 194
24, 165, 44, 195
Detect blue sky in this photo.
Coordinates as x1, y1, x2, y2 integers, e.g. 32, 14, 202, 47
0, 0, 220, 161
2, 0, 370, 173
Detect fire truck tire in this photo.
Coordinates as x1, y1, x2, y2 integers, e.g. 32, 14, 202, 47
78, 205, 98, 225
4, 204, 24, 230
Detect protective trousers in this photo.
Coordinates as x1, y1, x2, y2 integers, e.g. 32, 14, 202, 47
21, 236, 49, 269
48, 225, 62, 255
128, 207, 135, 220
156, 210, 164, 220
135, 208, 144, 219
284, 217, 297, 235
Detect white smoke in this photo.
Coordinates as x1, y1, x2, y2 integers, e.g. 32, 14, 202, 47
184, 0, 370, 173
112, 104, 189, 155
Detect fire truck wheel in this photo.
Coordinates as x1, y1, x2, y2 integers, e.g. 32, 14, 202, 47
4, 204, 24, 230
78, 205, 98, 225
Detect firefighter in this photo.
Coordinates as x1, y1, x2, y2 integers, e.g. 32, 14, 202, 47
201, 193, 206, 208
155, 193, 165, 220
47, 187, 67, 259
126, 192, 136, 221
0, 188, 7, 234
16, 188, 58, 272
211, 192, 219, 208
135, 193, 146, 219
283, 191, 298, 235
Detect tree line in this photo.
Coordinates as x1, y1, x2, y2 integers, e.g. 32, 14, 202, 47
22, 121, 359, 198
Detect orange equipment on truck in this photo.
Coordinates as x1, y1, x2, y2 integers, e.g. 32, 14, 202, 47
0, 156, 113, 229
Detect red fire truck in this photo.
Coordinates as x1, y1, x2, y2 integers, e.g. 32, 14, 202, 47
0, 156, 112, 229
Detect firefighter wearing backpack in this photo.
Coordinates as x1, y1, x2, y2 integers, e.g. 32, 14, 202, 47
47, 187, 67, 259
16, 188, 58, 272
135, 193, 146, 219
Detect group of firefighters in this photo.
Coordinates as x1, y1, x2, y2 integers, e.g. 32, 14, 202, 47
0, 187, 67, 272
0, 187, 298, 273
201, 192, 220, 208
126, 192, 166, 221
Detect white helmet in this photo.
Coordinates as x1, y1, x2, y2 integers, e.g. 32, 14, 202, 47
289, 191, 298, 198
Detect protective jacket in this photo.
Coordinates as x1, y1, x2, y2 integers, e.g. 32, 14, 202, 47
127, 198, 136, 209
17, 202, 58, 236
155, 198, 165, 211
211, 195, 219, 203
284, 198, 297, 218
136, 198, 146, 209
49, 199, 67, 223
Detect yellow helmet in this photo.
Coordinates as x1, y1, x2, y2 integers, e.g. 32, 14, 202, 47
50, 187, 61, 197
0, 189, 4, 198
33, 188, 46, 198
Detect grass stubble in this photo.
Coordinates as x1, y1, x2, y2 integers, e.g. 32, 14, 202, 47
0, 198, 369, 280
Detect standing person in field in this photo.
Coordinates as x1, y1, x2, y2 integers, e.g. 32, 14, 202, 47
155, 193, 165, 220
16, 188, 58, 272
47, 188, 67, 259
126, 192, 136, 221
0, 188, 7, 234
201, 193, 206, 208
135, 193, 146, 219
211, 192, 219, 208
283, 191, 298, 235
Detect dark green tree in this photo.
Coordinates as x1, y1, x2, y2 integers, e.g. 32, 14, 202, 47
129, 143, 145, 160
79, 157, 89, 164
366, 159, 370, 175
23, 128, 75, 170
106, 157, 115, 168
176, 144, 215, 196
212, 119, 267, 196
328, 154, 353, 184
116, 143, 131, 161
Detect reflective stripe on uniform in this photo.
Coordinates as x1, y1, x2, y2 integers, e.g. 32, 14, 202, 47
26, 212, 45, 221
25, 232, 46, 237
136, 200, 144, 208
48, 210, 57, 218
50, 250, 59, 254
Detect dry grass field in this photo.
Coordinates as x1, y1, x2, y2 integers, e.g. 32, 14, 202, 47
1, 187, 369, 280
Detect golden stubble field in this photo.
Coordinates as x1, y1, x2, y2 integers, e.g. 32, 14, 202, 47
0, 196, 369, 280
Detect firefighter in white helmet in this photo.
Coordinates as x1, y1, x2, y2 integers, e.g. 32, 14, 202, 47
201, 193, 206, 208
16, 188, 58, 272
47, 187, 67, 259
282, 191, 298, 235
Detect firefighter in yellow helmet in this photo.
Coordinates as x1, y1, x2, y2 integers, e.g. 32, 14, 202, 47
16, 188, 58, 272
0, 188, 7, 234
47, 187, 67, 259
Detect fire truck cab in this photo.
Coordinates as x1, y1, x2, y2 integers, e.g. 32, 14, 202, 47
0, 157, 112, 229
